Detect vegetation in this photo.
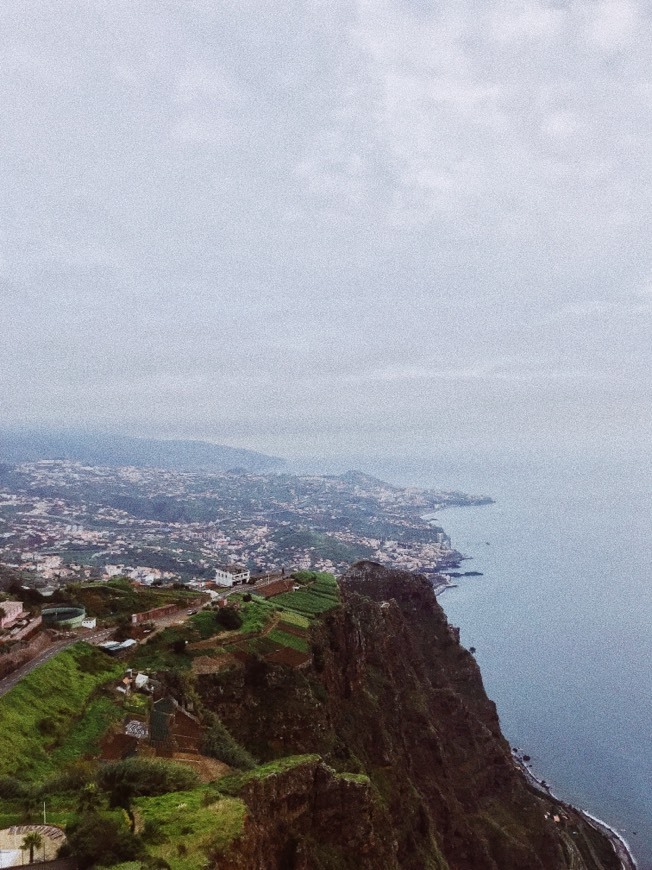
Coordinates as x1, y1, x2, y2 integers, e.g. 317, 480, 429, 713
60, 579, 198, 623
201, 717, 257, 770
216, 755, 321, 795
0, 644, 121, 779
65, 814, 144, 868
131, 627, 194, 671
134, 789, 246, 870
272, 573, 340, 617
132, 597, 277, 671
267, 628, 309, 653
187, 609, 219, 638
274, 609, 310, 629
271, 528, 374, 564
228, 595, 276, 633
50, 696, 123, 769
98, 759, 199, 804
214, 606, 243, 631
21, 831, 42, 864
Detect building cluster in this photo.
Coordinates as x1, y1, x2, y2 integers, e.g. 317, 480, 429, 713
0, 460, 478, 594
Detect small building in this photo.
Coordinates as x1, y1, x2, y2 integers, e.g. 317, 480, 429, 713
82, 616, 97, 629
38, 586, 56, 598
99, 638, 138, 657
134, 672, 149, 690
214, 564, 250, 587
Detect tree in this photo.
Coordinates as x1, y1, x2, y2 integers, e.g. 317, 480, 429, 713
22, 832, 42, 864
21, 792, 39, 823
114, 615, 134, 642
66, 816, 143, 868
215, 606, 243, 630
77, 783, 101, 815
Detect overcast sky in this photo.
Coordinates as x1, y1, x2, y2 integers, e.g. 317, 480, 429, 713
1, 0, 651, 461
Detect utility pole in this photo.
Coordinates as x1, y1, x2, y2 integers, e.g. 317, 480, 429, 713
43, 801, 46, 825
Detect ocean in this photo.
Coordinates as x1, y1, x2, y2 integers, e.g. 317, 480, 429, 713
367, 452, 652, 869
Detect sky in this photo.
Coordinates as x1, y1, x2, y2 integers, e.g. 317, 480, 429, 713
1, 0, 651, 462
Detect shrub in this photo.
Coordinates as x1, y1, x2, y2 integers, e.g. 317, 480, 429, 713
37, 717, 58, 737
98, 758, 198, 802
66, 815, 143, 869
0, 776, 28, 799
215, 607, 243, 631
141, 818, 168, 845
201, 718, 256, 770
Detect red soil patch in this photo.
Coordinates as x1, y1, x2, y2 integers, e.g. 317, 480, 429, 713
265, 647, 311, 667
100, 732, 138, 761
255, 579, 294, 598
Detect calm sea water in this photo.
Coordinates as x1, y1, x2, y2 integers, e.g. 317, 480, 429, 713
368, 453, 652, 869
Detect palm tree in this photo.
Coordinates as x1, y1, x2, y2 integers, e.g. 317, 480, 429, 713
21, 832, 42, 864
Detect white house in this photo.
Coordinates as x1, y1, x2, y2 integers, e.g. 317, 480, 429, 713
214, 564, 250, 587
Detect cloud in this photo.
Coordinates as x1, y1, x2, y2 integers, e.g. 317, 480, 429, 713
1, 0, 652, 458
586, 0, 640, 52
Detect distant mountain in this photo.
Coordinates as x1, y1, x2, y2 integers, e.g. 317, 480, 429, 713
0, 429, 284, 474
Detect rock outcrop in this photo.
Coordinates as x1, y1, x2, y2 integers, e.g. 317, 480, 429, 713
198, 562, 620, 870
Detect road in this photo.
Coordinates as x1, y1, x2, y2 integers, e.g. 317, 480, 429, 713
0, 628, 114, 699
0, 603, 202, 698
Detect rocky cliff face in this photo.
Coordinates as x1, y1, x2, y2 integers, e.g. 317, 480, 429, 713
199, 562, 620, 870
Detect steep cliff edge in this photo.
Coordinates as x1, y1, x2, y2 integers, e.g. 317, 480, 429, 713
198, 562, 620, 870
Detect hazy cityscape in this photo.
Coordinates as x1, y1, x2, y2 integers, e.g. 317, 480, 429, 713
0, 459, 490, 589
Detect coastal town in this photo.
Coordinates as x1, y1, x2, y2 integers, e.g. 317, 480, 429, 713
0, 460, 491, 594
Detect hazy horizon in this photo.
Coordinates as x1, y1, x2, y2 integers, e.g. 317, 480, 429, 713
2, 1, 651, 462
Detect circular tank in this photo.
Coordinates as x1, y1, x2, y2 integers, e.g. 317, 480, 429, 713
41, 605, 86, 629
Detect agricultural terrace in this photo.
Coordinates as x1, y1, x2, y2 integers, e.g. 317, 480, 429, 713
131, 572, 340, 672
270, 571, 340, 617
214, 572, 339, 667
0, 644, 122, 779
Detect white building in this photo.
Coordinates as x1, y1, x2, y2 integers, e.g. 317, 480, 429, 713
214, 564, 250, 587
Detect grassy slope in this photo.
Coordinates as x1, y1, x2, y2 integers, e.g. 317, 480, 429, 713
0, 643, 122, 779
135, 789, 246, 869
215, 754, 321, 795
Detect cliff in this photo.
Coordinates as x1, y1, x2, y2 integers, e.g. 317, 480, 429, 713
196, 562, 620, 870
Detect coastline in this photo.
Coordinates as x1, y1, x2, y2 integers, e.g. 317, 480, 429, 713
427, 500, 639, 869
512, 753, 637, 870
